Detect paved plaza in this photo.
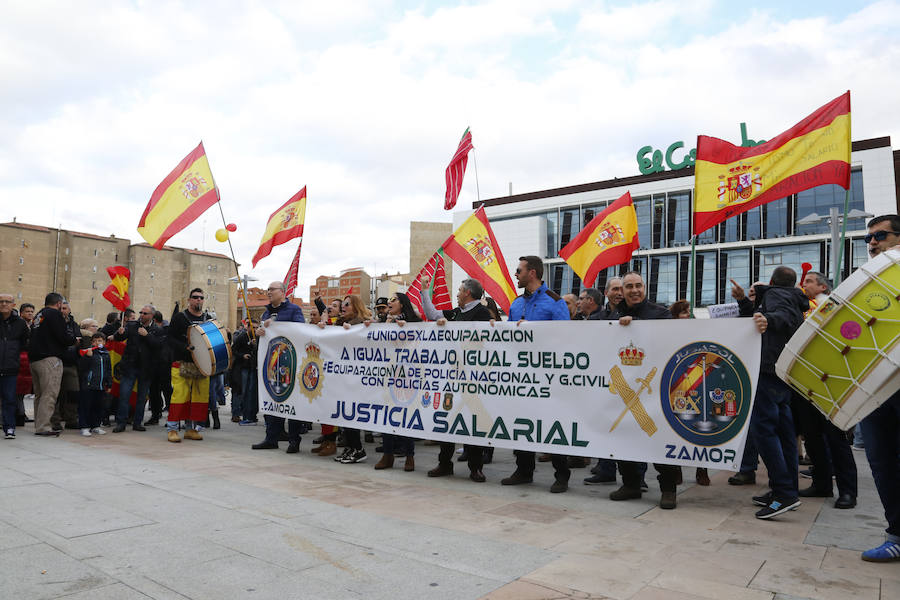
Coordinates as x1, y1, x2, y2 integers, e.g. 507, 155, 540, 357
0, 410, 897, 600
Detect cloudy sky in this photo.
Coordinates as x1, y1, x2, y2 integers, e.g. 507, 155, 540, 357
1, 0, 898, 299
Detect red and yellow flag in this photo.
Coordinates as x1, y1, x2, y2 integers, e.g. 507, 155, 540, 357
102, 266, 131, 311
252, 187, 307, 267
694, 92, 851, 235
558, 192, 639, 287
138, 142, 218, 249
441, 206, 516, 313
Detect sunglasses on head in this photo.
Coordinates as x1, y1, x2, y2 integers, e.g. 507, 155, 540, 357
864, 230, 900, 243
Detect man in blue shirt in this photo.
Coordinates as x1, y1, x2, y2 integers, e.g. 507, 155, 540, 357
501, 256, 572, 493
252, 282, 306, 453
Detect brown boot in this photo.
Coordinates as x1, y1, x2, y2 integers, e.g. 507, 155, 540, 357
404, 455, 415, 472
318, 440, 336, 457
374, 454, 394, 470
311, 445, 322, 453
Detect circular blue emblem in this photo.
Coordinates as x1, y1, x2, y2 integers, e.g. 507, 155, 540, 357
660, 341, 752, 446
263, 336, 297, 403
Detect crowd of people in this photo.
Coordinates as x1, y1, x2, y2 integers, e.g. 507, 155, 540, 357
1, 215, 899, 563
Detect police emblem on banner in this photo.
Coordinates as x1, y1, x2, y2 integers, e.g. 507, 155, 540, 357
299, 342, 325, 402
660, 341, 752, 446
263, 336, 297, 403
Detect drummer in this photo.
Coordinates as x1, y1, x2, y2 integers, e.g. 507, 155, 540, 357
857, 214, 900, 562
166, 288, 210, 443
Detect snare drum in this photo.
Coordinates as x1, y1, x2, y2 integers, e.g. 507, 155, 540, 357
189, 320, 232, 376
776, 249, 900, 429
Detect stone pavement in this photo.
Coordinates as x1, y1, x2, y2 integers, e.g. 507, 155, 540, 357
0, 414, 897, 600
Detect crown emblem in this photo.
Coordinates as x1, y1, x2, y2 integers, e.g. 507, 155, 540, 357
618, 341, 645, 366
304, 342, 321, 359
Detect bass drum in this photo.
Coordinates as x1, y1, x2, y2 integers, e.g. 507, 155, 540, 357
189, 320, 232, 376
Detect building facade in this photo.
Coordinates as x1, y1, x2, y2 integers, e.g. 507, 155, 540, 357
0, 221, 239, 330
454, 137, 899, 309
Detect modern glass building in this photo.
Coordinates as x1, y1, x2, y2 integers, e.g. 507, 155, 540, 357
453, 137, 899, 309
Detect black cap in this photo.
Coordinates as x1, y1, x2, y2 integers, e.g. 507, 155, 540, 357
375, 297, 389, 307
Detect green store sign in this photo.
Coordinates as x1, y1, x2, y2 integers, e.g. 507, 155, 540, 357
636, 123, 767, 175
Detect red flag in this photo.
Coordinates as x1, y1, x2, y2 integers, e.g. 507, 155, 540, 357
407, 250, 453, 320
444, 128, 474, 210
283, 242, 302, 297
102, 266, 131, 311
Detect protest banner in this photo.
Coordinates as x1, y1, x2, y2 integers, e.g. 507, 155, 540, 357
259, 319, 761, 470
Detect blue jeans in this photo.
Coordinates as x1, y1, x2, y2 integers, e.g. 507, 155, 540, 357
117, 366, 150, 427
859, 390, 900, 541
739, 431, 759, 474
750, 373, 798, 500
241, 368, 258, 421
208, 373, 225, 411
0, 374, 17, 432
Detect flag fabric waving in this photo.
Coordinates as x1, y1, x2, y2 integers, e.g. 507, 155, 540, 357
441, 206, 517, 313
693, 92, 851, 235
138, 142, 218, 249
558, 192, 639, 287
102, 266, 131, 311
283, 242, 302, 298
252, 187, 307, 267
407, 250, 453, 320
444, 128, 474, 210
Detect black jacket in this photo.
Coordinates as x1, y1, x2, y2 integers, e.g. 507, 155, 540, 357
0, 312, 29, 375
168, 310, 205, 363
443, 302, 492, 322
114, 320, 163, 375
589, 303, 619, 320
28, 307, 76, 361
755, 285, 809, 374
79, 347, 113, 391
609, 298, 672, 321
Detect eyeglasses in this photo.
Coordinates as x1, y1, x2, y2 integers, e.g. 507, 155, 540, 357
191, 295, 204, 300
0, 299, 13, 304
139, 311, 151, 315
388, 297, 398, 303
864, 230, 900, 243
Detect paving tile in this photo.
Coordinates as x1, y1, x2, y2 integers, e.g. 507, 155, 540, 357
630, 585, 714, 600
57, 582, 155, 599
0, 542, 115, 600
485, 501, 571, 524
480, 578, 607, 599
651, 572, 774, 600
526, 553, 660, 600
749, 561, 880, 600
716, 536, 827, 569
820, 546, 900, 583
0, 518, 42, 550
0, 466, 40, 487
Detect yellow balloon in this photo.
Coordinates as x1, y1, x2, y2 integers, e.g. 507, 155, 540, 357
215, 228, 229, 242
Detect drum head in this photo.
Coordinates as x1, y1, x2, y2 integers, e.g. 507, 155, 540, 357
189, 324, 215, 376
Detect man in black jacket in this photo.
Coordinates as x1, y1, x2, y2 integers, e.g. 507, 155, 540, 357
749, 266, 809, 519
113, 304, 162, 433
607, 271, 681, 509
1, 294, 29, 439
421, 279, 493, 482
29, 293, 76, 436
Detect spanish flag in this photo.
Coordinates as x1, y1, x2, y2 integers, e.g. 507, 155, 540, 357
558, 192, 639, 287
137, 142, 218, 249
252, 187, 307, 267
102, 266, 131, 311
441, 206, 517, 313
694, 92, 851, 235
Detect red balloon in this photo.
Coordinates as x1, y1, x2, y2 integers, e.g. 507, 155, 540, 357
226, 223, 237, 232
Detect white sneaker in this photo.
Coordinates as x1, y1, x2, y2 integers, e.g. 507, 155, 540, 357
81, 428, 92, 437
91, 427, 107, 435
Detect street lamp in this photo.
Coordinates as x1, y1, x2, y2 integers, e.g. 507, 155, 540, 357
229, 274, 259, 321
796, 208, 873, 285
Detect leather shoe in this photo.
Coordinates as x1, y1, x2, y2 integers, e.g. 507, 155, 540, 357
550, 479, 568, 493
285, 441, 300, 454
834, 493, 856, 509
799, 485, 833, 498
469, 470, 486, 483
660, 491, 677, 509
427, 464, 454, 477
501, 471, 533, 485
113, 424, 126, 433
727, 471, 756, 485
132, 425, 146, 432
609, 486, 642, 501
252, 441, 278, 450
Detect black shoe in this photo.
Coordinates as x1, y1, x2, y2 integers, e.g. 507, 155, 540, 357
51, 424, 63, 432
584, 474, 616, 485
211, 412, 220, 430
501, 471, 533, 485
799, 468, 813, 479
752, 491, 774, 507
660, 491, 677, 510
279, 431, 290, 442
375, 445, 384, 453
201, 420, 210, 429
427, 464, 454, 477
799, 455, 813, 466
113, 424, 127, 433
364, 432, 374, 443
144, 418, 159, 426
132, 425, 146, 432
469, 470, 486, 483
728, 472, 756, 485
286, 441, 300, 454
609, 486, 642, 501
35, 430, 60, 437
252, 441, 278, 450
457, 449, 469, 462
834, 494, 856, 509
550, 479, 568, 493
799, 485, 833, 498
640, 480, 649, 492
755, 497, 801, 519
101, 419, 110, 427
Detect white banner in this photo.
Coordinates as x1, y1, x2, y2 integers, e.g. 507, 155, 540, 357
259, 319, 761, 470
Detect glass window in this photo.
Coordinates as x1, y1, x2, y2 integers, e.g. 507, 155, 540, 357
744, 207, 761, 241
649, 254, 678, 306
545, 210, 558, 258
694, 251, 717, 306
550, 263, 579, 296
762, 197, 790, 238
666, 191, 690, 248
559, 208, 581, 248
630, 256, 647, 277
754, 242, 822, 283
719, 213, 741, 244
795, 169, 866, 235
719, 249, 750, 304
697, 224, 717, 245
633, 196, 651, 250
652, 194, 666, 249
583, 202, 605, 225
851, 238, 868, 271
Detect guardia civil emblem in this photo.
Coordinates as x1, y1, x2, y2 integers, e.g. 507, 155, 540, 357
263, 336, 297, 403
299, 342, 325, 402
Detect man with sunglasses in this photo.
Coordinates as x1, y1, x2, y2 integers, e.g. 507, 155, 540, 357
501, 255, 572, 493
166, 288, 210, 443
857, 214, 900, 562
112, 304, 162, 433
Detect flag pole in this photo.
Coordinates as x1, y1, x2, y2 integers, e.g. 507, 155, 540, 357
472, 146, 482, 203
834, 107, 852, 287
688, 234, 697, 317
